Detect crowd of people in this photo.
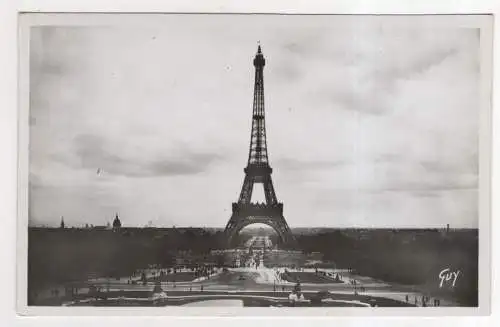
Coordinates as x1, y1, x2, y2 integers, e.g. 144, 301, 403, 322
405, 294, 441, 307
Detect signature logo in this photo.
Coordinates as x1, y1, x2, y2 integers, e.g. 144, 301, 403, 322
438, 268, 460, 288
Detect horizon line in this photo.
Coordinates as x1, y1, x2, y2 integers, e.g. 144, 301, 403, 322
28, 225, 478, 230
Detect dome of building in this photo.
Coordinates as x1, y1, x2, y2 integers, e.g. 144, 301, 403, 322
112, 213, 122, 229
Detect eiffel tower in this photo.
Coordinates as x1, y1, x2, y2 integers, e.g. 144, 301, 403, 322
224, 45, 295, 247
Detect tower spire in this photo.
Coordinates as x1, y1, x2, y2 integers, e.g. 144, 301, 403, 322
248, 43, 268, 166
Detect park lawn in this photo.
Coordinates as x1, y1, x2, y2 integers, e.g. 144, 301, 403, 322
147, 272, 198, 282
284, 272, 343, 284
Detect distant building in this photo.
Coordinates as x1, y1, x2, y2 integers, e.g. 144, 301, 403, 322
113, 213, 122, 230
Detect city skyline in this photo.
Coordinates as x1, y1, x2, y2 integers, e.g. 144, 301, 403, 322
29, 15, 480, 228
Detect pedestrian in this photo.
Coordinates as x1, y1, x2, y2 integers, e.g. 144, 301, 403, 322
405, 294, 409, 303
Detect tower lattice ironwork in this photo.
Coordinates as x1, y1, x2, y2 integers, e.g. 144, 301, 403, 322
224, 45, 295, 247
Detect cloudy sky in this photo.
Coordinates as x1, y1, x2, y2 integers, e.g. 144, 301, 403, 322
29, 15, 480, 228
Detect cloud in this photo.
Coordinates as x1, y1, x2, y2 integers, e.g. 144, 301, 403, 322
324, 48, 459, 115
373, 153, 401, 163
282, 28, 477, 117
374, 47, 459, 82
273, 59, 303, 82
411, 191, 444, 198
275, 157, 351, 171
419, 157, 478, 175
365, 182, 477, 193
52, 133, 225, 178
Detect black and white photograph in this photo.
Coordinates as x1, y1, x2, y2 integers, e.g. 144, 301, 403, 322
18, 13, 492, 312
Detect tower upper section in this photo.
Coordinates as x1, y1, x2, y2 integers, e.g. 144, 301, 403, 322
247, 44, 270, 167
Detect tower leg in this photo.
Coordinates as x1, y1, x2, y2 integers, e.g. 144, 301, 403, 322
238, 176, 254, 204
